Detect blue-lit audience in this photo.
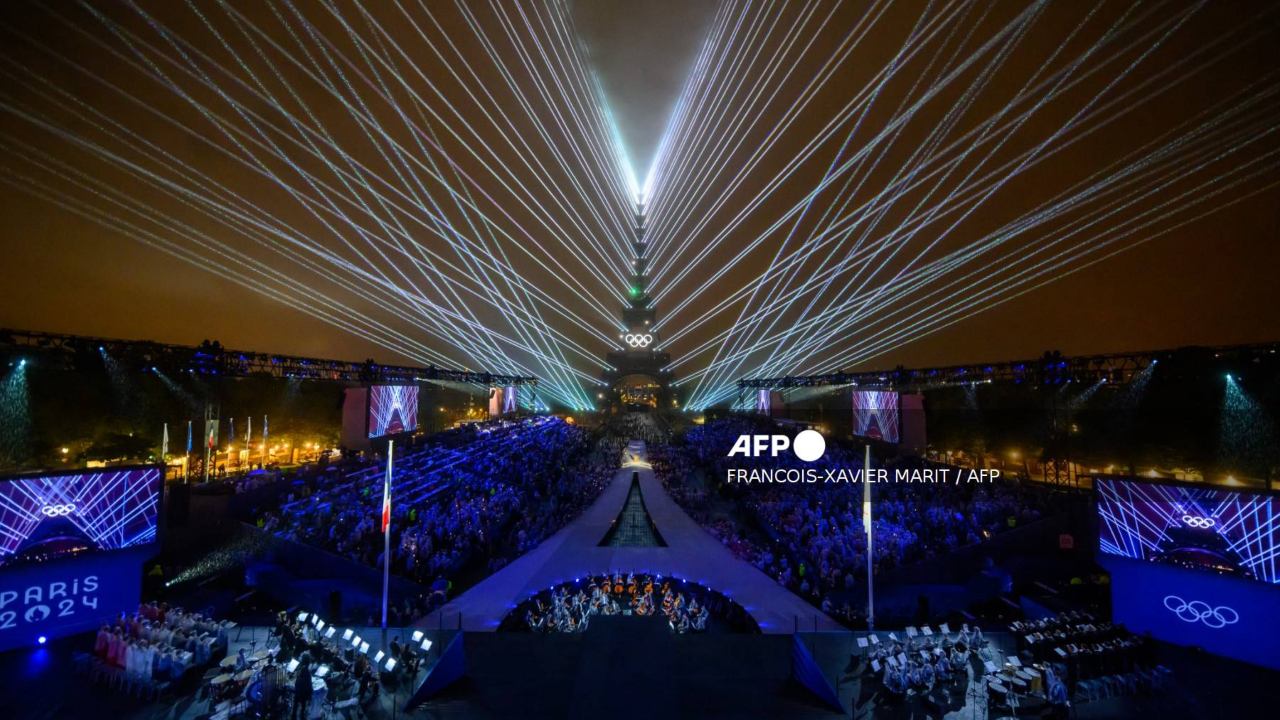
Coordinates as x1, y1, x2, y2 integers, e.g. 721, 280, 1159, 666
652, 417, 1046, 623
243, 417, 617, 621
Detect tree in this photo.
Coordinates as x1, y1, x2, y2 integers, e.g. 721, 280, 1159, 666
81, 432, 154, 463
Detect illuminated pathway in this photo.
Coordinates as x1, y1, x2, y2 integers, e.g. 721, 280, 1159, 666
422, 440, 840, 633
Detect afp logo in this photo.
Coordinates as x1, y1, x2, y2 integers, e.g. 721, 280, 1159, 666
728, 430, 826, 462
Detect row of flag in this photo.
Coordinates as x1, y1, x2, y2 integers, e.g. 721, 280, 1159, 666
159, 415, 269, 458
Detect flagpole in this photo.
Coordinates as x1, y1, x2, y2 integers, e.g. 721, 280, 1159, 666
381, 439, 394, 642
864, 444, 874, 630
203, 406, 214, 483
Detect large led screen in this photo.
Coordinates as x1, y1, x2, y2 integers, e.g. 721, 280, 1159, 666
1101, 555, 1280, 671
1096, 476, 1278, 584
0, 467, 162, 570
368, 385, 419, 438
852, 390, 899, 443
1, 546, 151, 652
755, 389, 771, 415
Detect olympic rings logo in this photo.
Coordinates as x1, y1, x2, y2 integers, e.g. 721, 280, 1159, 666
624, 333, 653, 348
1181, 515, 1216, 529
41, 503, 77, 517
1163, 595, 1238, 629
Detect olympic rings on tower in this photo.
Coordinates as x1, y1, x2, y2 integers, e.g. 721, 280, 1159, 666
1181, 514, 1216, 529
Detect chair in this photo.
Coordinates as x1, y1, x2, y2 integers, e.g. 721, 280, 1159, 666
135, 676, 160, 701
1135, 668, 1155, 694
73, 652, 93, 676
1101, 674, 1123, 698
1074, 679, 1102, 702
89, 659, 110, 686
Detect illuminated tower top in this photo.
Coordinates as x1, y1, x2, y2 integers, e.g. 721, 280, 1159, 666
603, 202, 674, 409
622, 203, 656, 346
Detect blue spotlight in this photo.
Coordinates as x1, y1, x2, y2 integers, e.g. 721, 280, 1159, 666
1225, 373, 1233, 381
37, 635, 47, 645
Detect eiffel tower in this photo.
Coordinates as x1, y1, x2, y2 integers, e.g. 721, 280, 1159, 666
602, 203, 676, 410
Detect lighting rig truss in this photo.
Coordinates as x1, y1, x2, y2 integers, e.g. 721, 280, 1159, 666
0, 328, 537, 387
737, 342, 1280, 394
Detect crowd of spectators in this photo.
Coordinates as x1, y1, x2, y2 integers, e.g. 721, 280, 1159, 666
232, 411, 1052, 631
653, 416, 1050, 625
241, 417, 619, 622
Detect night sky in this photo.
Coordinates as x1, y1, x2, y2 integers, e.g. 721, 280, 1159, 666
1, 1, 1278, 409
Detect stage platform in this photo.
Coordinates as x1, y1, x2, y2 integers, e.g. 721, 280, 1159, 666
423, 440, 841, 633
423, 618, 845, 719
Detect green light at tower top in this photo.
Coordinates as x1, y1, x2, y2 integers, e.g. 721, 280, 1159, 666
601, 203, 674, 410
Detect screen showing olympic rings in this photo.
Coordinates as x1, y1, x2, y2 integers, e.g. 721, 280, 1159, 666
1096, 476, 1278, 585
0, 467, 162, 570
